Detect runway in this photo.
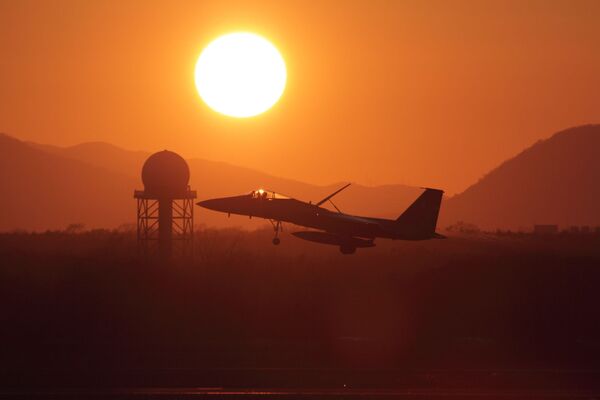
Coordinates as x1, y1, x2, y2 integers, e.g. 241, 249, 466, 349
2, 369, 600, 399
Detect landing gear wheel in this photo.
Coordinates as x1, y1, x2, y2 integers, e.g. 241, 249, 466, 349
270, 220, 282, 245
339, 245, 356, 254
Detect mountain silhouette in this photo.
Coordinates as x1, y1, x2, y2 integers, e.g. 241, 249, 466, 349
3, 125, 599, 232
442, 125, 600, 230
0, 134, 420, 231
28, 140, 149, 177
0, 133, 135, 231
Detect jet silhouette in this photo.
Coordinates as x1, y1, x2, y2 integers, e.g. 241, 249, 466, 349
198, 184, 445, 254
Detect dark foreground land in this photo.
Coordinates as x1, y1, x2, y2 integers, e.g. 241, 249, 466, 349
1, 228, 600, 398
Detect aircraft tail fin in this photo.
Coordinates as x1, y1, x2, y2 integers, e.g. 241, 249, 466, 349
396, 188, 444, 236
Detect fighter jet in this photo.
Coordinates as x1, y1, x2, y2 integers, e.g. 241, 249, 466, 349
197, 184, 445, 254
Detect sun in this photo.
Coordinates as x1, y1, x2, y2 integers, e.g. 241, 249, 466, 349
194, 32, 287, 118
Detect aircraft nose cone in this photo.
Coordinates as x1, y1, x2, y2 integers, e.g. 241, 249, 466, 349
197, 199, 220, 211
197, 195, 248, 214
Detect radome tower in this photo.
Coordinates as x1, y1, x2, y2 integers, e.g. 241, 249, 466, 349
134, 151, 196, 261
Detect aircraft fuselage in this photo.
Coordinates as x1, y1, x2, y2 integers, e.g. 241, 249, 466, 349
199, 194, 433, 240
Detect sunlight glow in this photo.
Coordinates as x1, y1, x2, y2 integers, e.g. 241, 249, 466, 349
194, 32, 287, 118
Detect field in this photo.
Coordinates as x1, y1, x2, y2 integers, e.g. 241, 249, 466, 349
1, 228, 600, 397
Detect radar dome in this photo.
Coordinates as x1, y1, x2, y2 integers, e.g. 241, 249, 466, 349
141, 150, 190, 197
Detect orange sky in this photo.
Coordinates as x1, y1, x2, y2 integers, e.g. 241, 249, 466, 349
1, 0, 599, 194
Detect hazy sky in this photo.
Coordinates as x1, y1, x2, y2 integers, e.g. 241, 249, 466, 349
1, 0, 599, 194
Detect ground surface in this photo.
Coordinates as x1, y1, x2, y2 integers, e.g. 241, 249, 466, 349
1, 229, 599, 398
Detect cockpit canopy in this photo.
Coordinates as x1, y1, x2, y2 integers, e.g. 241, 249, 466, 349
250, 189, 290, 200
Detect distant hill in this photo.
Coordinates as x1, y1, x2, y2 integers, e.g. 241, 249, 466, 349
5, 125, 599, 232
442, 125, 600, 230
0, 134, 420, 231
27, 140, 149, 178
0, 134, 136, 231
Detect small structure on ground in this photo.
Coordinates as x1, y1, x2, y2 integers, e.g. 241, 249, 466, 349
533, 224, 559, 235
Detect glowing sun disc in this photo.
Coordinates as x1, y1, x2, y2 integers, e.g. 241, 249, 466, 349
194, 32, 287, 118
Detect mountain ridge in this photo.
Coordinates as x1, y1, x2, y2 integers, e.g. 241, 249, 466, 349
0, 133, 420, 231
2, 124, 599, 232
441, 124, 600, 230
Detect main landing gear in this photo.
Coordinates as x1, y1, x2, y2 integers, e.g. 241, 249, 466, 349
339, 245, 356, 254
270, 220, 282, 245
